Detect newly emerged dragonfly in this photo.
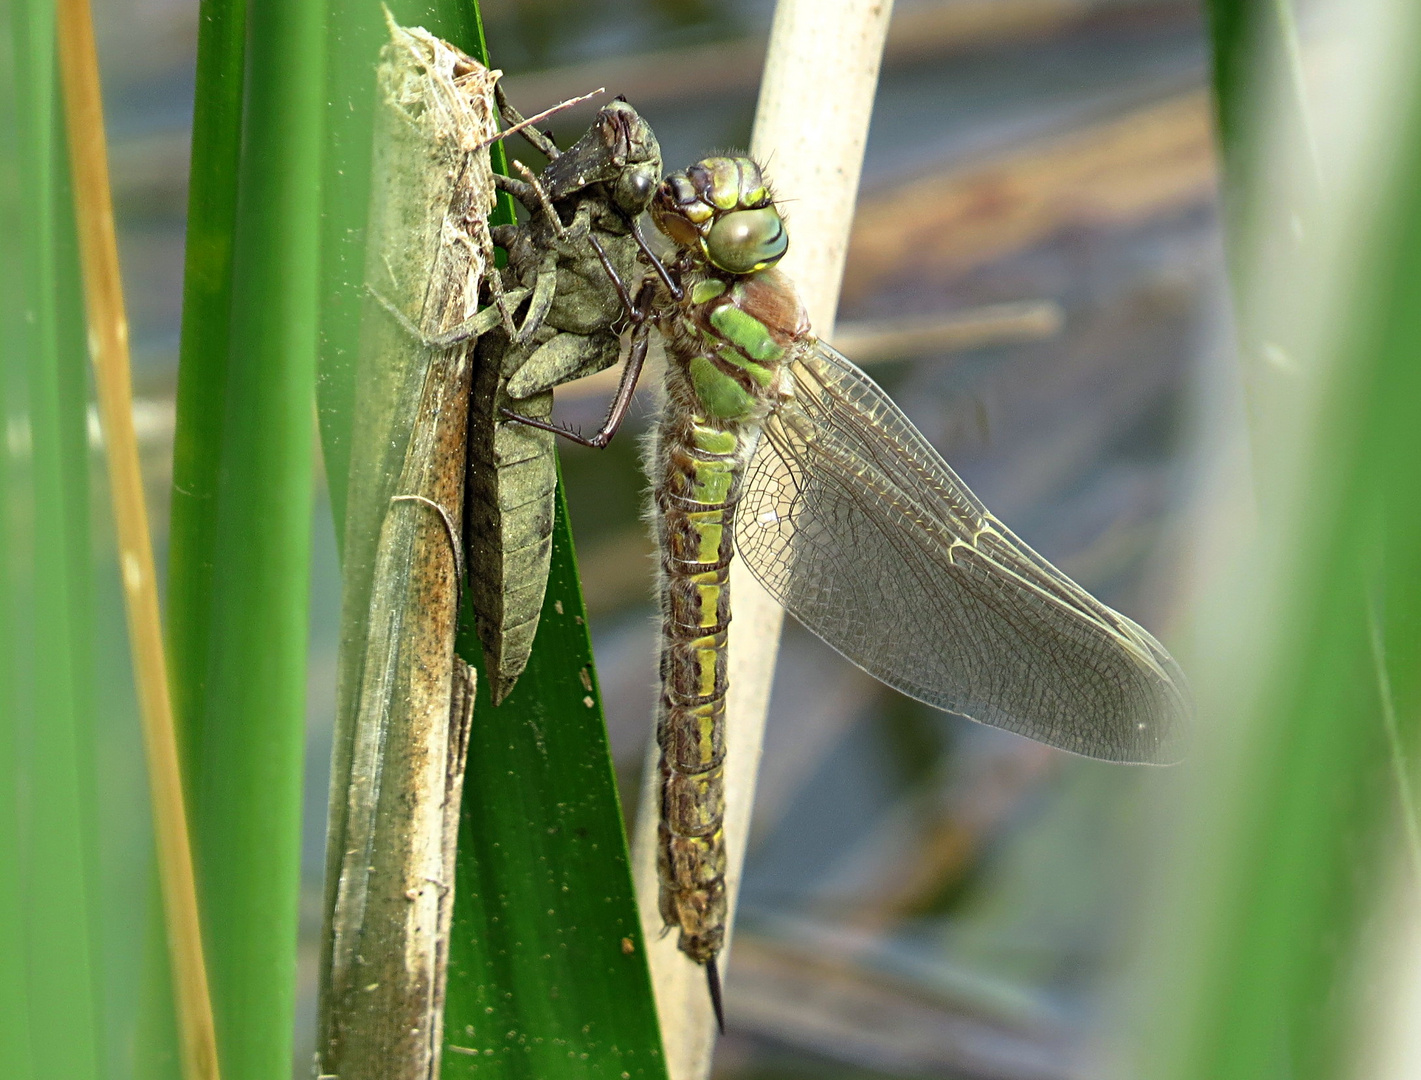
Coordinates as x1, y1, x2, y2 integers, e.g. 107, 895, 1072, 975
512, 155, 1191, 1027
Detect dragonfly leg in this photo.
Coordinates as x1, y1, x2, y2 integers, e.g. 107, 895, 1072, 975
482, 265, 519, 337
585, 233, 637, 318
367, 284, 528, 353
366, 284, 426, 339
586, 234, 664, 324
629, 216, 682, 299
511, 250, 559, 345
492, 170, 540, 213
431, 302, 507, 348
495, 82, 560, 160
511, 160, 569, 241
500, 318, 651, 449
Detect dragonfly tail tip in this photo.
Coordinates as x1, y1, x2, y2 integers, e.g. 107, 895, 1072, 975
705, 956, 725, 1035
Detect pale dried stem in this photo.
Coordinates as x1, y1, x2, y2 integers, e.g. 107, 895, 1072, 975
54, 1, 221, 1078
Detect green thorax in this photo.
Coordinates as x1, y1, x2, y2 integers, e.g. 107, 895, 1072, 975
651, 156, 808, 425
670, 268, 808, 422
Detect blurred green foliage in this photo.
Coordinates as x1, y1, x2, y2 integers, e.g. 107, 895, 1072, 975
1134, 3, 1421, 1077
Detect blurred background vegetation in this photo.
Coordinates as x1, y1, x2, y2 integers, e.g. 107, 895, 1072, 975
5, 0, 1420, 1078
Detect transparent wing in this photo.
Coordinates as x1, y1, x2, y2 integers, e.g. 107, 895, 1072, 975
736, 340, 1191, 763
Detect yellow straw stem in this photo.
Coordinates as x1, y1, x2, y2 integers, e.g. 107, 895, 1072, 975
53, 1, 222, 1078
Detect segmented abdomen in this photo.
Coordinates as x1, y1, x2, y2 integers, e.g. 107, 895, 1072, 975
464, 329, 556, 705
652, 411, 754, 963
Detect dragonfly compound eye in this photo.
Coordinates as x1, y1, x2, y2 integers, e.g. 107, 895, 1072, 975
703, 206, 788, 274
653, 157, 783, 266
615, 163, 659, 214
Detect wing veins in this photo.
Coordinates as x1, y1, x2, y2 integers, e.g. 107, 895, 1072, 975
731, 340, 1190, 761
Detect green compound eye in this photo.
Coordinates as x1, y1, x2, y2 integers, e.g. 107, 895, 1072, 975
702, 206, 788, 274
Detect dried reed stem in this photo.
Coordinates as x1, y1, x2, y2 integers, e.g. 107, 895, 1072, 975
54, 2, 221, 1077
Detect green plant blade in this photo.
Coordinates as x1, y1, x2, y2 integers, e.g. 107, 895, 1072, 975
143, 6, 247, 1073
1134, 3, 1421, 1077
138, 0, 251, 1066
443, 483, 666, 1079
1, 0, 102, 1076
314, 3, 665, 1076
161, 0, 323, 1074
167, 0, 247, 800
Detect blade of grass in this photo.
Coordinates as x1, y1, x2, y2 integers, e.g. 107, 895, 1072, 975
2, 0, 108, 1077
1368, 597, 1421, 886
2, 9, 37, 1077
167, 0, 247, 822
314, 4, 666, 1076
1204, 0, 1323, 503
147, 1, 250, 1066
0, 296, 34, 1078
1134, 2, 1421, 1076
627, 2, 895, 1071
162, 0, 324, 1075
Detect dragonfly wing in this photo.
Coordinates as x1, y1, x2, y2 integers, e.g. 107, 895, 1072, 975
735, 340, 1190, 763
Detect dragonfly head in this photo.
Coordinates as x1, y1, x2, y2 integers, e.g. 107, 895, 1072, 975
652, 156, 788, 275
540, 98, 662, 217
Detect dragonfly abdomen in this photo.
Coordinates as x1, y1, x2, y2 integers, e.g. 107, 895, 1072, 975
652, 416, 752, 963
465, 331, 558, 704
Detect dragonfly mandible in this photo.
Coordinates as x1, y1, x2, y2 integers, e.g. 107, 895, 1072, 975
508, 154, 1192, 1029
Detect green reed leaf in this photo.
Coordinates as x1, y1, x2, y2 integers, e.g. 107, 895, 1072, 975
161, 0, 322, 1074
1, 2, 103, 1076
1136, 3, 1421, 1077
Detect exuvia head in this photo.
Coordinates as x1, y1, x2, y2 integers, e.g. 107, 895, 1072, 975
541, 98, 662, 214
651, 156, 789, 275
599, 99, 662, 215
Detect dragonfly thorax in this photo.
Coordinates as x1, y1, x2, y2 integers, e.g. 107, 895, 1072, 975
657, 264, 806, 425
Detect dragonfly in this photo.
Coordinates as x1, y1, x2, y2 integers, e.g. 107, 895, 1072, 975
395, 89, 663, 703
509, 155, 1192, 1029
